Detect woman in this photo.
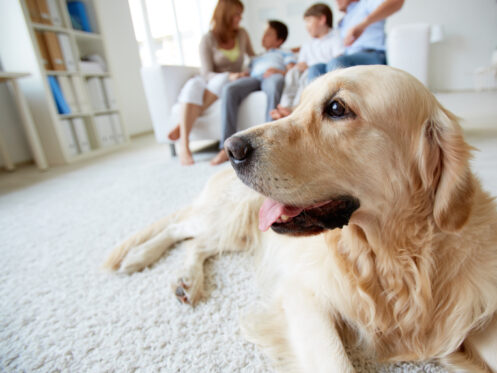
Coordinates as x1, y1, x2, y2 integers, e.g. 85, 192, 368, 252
168, 0, 255, 165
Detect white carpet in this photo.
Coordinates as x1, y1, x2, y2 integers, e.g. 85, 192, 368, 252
1, 134, 496, 372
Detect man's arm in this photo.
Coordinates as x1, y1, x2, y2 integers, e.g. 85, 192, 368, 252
344, 0, 404, 46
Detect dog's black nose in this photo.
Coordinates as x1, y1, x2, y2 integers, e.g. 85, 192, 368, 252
224, 136, 253, 163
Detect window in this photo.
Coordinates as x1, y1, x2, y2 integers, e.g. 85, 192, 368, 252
128, 0, 217, 67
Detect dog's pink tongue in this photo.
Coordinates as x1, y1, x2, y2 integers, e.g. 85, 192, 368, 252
258, 198, 303, 232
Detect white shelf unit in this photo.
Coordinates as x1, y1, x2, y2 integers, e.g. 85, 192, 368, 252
0, 0, 129, 166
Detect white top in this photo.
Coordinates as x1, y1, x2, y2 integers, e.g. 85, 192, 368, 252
297, 29, 344, 66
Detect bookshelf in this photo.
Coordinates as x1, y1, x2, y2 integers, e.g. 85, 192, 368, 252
0, 0, 129, 166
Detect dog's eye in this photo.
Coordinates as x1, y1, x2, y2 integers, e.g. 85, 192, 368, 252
325, 100, 348, 119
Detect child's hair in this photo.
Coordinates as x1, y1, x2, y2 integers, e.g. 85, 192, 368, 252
304, 3, 333, 28
211, 0, 244, 44
268, 20, 289, 43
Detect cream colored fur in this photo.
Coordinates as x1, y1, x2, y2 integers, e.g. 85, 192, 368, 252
104, 66, 497, 373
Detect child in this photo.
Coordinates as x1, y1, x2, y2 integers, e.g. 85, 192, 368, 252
271, 3, 343, 119
211, 20, 296, 165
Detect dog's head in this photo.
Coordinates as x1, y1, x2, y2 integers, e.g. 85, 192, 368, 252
225, 65, 474, 236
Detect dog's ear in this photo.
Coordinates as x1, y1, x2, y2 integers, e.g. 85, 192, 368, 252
417, 106, 474, 232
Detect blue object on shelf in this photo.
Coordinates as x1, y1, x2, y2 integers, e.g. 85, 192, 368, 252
67, 1, 92, 32
48, 76, 71, 115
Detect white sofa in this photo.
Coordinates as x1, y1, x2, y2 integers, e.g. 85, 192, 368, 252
141, 24, 431, 154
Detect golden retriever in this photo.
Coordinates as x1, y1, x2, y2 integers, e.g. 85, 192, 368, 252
104, 65, 497, 373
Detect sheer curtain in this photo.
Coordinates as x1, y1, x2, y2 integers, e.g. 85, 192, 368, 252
128, 0, 217, 67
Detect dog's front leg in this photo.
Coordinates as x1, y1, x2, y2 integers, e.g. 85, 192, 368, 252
283, 286, 355, 373
172, 239, 220, 305
117, 221, 197, 274
103, 207, 194, 272
104, 207, 199, 274
464, 315, 497, 372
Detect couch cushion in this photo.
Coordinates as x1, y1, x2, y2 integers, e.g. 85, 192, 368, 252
169, 91, 267, 142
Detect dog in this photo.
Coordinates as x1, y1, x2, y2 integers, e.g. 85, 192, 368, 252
104, 65, 497, 373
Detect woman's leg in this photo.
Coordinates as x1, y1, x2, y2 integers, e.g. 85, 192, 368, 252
169, 89, 219, 142
201, 89, 218, 111
175, 89, 219, 165
178, 102, 201, 165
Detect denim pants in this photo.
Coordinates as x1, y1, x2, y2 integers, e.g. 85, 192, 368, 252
220, 74, 284, 147
307, 50, 387, 83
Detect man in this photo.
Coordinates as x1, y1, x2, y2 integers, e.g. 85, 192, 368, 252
307, 0, 404, 81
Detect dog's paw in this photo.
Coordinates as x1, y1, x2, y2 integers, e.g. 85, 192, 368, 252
118, 244, 151, 274
172, 275, 203, 306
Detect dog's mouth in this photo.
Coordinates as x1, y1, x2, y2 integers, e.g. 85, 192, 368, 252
259, 196, 360, 236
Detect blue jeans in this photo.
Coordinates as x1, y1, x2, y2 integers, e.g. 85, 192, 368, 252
307, 50, 387, 83
220, 74, 284, 147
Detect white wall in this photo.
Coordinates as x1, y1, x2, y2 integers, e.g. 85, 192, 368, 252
0, 1, 44, 168
244, 0, 497, 91
388, 0, 497, 91
94, 0, 153, 136
245, 0, 338, 53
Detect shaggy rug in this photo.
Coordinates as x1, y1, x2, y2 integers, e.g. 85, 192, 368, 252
1, 134, 496, 372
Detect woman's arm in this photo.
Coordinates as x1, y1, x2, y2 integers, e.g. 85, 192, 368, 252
199, 33, 216, 79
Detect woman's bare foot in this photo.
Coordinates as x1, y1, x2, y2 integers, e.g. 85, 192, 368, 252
210, 150, 229, 165
168, 125, 180, 141
179, 145, 194, 166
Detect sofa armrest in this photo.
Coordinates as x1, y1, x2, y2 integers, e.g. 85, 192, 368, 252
141, 65, 200, 143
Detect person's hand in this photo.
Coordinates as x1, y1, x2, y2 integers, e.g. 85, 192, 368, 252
296, 62, 308, 72
263, 68, 283, 78
344, 21, 367, 46
286, 62, 296, 71
229, 72, 248, 81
